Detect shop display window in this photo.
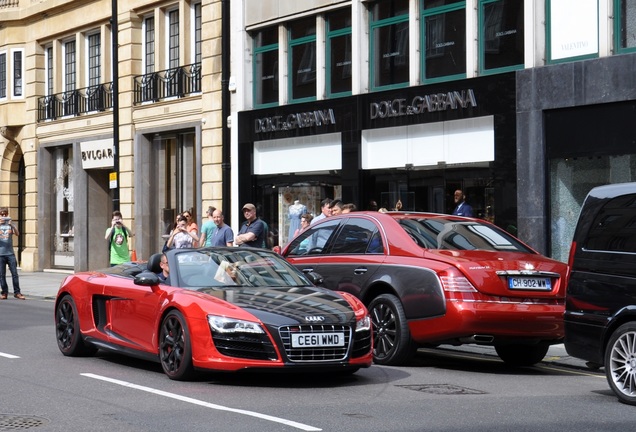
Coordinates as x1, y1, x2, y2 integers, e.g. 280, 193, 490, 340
370, 0, 410, 90
479, 0, 524, 74
253, 26, 279, 107
327, 8, 352, 97
550, 155, 636, 262
616, 0, 636, 53
52, 147, 74, 267
288, 17, 317, 102
421, 1, 466, 83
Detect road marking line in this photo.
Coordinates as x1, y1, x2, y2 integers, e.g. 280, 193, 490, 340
538, 364, 605, 378
0, 352, 20, 359
81, 373, 322, 431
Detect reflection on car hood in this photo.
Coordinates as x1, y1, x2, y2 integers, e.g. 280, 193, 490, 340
196, 285, 356, 326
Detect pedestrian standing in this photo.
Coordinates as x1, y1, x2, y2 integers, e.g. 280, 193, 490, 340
167, 215, 199, 249
105, 210, 133, 266
199, 206, 217, 247
210, 209, 234, 247
311, 198, 333, 224
234, 203, 266, 248
452, 190, 474, 217
0, 207, 24, 300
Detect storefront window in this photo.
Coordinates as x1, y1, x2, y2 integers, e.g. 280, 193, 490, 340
479, 0, 524, 74
547, 0, 598, 63
327, 8, 352, 97
289, 17, 316, 102
52, 147, 74, 267
616, 0, 636, 53
370, 0, 410, 90
550, 155, 636, 262
421, 1, 466, 82
155, 132, 197, 250
253, 26, 278, 107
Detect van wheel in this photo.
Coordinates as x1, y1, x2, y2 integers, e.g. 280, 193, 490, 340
368, 294, 415, 365
495, 343, 549, 366
605, 322, 636, 405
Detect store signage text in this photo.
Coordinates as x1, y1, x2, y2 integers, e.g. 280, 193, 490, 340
80, 138, 114, 170
369, 89, 477, 120
255, 109, 336, 133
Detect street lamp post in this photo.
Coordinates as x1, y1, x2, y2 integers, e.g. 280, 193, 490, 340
111, 0, 120, 212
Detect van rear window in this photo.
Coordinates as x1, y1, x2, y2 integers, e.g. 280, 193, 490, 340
585, 194, 636, 253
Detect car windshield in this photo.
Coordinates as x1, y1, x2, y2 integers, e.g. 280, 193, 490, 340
172, 248, 313, 288
397, 217, 534, 253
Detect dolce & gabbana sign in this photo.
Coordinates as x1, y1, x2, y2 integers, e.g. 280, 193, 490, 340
370, 89, 477, 120
255, 109, 336, 133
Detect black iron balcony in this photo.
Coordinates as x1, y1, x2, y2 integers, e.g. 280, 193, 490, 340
37, 83, 113, 122
133, 63, 201, 104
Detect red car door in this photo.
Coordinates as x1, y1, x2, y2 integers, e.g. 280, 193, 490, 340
103, 276, 166, 353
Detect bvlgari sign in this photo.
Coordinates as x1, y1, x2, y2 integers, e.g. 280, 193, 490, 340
255, 109, 336, 133
80, 138, 114, 169
370, 89, 477, 119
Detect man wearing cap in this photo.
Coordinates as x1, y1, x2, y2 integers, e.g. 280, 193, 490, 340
234, 203, 266, 248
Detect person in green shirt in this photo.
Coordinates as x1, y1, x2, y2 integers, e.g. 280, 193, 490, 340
105, 210, 133, 266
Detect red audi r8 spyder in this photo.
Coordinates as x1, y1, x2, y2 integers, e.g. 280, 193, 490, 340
282, 211, 567, 367
54, 247, 373, 380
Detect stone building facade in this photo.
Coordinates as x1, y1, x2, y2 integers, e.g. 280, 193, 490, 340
0, 0, 223, 271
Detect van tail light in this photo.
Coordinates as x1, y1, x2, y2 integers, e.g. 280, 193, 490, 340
438, 267, 478, 294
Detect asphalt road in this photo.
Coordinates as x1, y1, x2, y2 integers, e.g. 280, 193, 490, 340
2, 290, 634, 432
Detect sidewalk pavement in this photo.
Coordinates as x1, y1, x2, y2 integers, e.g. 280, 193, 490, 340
9, 270, 595, 371
12, 269, 71, 300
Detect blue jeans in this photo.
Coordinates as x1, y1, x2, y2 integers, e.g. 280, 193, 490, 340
0, 254, 21, 295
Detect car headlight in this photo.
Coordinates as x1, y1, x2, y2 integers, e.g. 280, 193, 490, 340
356, 315, 371, 332
207, 315, 265, 334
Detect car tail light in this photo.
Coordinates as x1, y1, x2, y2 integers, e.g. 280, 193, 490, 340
438, 267, 478, 293
565, 240, 576, 288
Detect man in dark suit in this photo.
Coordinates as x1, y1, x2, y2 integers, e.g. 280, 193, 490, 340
452, 190, 474, 217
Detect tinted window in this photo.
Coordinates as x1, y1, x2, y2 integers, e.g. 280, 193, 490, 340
584, 194, 636, 253
331, 218, 381, 254
286, 219, 340, 256
397, 216, 533, 252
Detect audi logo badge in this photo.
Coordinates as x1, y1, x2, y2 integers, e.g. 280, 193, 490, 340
305, 316, 325, 322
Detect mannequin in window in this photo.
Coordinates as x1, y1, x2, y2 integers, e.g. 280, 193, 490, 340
288, 200, 307, 241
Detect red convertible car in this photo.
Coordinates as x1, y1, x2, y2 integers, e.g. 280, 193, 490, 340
282, 211, 567, 367
54, 247, 373, 380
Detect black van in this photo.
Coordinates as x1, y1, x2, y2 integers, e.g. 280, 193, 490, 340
564, 182, 636, 405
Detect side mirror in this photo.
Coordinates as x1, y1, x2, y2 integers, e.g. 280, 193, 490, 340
305, 271, 324, 286
134, 271, 161, 286
272, 245, 281, 255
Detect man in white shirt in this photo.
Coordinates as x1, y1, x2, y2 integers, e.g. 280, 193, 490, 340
311, 198, 333, 225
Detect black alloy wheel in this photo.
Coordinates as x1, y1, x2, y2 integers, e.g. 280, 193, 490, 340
368, 293, 415, 365
159, 310, 195, 381
55, 295, 97, 356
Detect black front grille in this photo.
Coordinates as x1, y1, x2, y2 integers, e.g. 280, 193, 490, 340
351, 329, 372, 358
279, 325, 352, 362
212, 332, 278, 361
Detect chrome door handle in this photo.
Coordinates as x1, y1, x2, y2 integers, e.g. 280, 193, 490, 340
353, 268, 367, 275
302, 268, 314, 273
